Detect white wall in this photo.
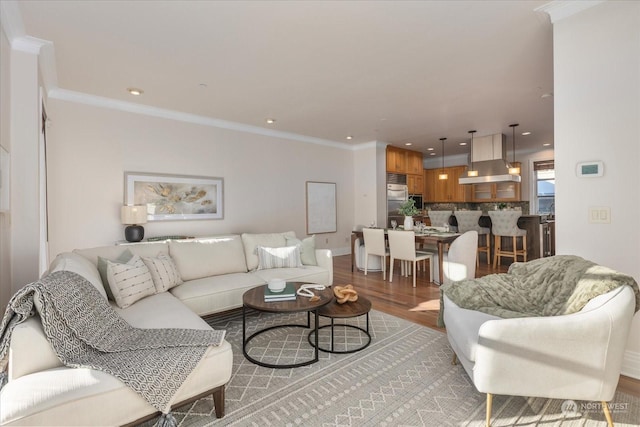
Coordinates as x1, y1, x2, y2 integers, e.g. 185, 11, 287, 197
553, 1, 640, 378
0, 22, 11, 311
353, 141, 387, 229
46, 99, 356, 259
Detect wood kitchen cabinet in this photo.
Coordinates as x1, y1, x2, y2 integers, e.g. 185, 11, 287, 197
386, 146, 423, 175
408, 174, 423, 194
386, 146, 407, 173
406, 151, 424, 174
424, 166, 469, 202
470, 163, 522, 202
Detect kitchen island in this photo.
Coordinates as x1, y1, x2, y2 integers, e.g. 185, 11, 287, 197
445, 213, 555, 263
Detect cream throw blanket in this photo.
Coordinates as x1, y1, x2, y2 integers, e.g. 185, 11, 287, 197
0, 271, 226, 419
439, 255, 639, 327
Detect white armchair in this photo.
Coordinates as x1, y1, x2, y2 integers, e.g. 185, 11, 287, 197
444, 284, 636, 427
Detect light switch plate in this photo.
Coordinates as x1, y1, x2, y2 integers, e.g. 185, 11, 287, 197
588, 206, 611, 224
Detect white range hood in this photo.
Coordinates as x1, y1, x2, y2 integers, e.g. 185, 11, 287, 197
458, 133, 521, 184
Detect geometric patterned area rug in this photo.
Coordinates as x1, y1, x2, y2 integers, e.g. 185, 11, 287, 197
143, 309, 640, 426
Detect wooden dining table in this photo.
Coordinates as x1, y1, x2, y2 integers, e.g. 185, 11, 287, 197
351, 229, 460, 285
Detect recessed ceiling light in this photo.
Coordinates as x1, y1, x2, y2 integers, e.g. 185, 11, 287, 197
346, 135, 353, 140
522, 132, 532, 136
459, 142, 467, 146
427, 147, 434, 151
265, 118, 276, 124
430, 152, 436, 156
541, 92, 553, 98
198, 83, 208, 88
127, 88, 143, 96
405, 142, 412, 146
543, 143, 552, 146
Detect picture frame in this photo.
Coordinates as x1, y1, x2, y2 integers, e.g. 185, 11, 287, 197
124, 172, 223, 221
306, 181, 337, 234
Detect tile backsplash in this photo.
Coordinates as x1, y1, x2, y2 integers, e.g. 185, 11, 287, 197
424, 201, 530, 214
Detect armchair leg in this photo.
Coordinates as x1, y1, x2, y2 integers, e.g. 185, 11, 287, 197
485, 393, 493, 427
602, 401, 614, 427
451, 353, 457, 365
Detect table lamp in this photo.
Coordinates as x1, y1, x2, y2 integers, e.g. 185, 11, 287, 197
121, 205, 147, 242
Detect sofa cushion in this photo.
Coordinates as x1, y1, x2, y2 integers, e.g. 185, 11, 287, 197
170, 273, 266, 316
241, 231, 297, 271
106, 255, 156, 309
98, 249, 134, 300
252, 266, 330, 286
257, 245, 303, 270
169, 236, 248, 281
286, 235, 318, 266
47, 252, 107, 300
141, 253, 183, 292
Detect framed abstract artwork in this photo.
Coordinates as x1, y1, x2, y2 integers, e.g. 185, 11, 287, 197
305, 181, 337, 234
124, 172, 224, 221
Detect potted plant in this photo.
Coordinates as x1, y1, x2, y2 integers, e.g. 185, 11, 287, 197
398, 198, 420, 230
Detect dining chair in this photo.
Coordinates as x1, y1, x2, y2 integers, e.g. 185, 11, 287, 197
362, 228, 390, 280
388, 230, 437, 287
428, 210, 453, 230
442, 231, 478, 285
488, 210, 527, 267
454, 210, 491, 266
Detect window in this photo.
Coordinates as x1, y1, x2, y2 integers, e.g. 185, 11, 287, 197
534, 160, 555, 215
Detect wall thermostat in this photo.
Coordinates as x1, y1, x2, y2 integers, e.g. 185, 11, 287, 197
576, 161, 604, 177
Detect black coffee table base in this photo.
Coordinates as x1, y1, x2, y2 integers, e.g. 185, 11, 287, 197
308, 312, 371, 354
243, 307, 321, 369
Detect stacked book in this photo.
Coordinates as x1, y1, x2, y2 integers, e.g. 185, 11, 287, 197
264, 282, 296, 302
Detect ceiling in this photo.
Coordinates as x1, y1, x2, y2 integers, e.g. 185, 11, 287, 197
14, 0, 554, 157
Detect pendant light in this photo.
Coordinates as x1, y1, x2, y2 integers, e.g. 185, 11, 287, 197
467, 130, 478, 177
438, 138, 448, 180
509, 124, 520, 175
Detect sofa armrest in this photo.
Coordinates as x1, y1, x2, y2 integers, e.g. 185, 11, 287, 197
315, 249, 333, 286
473, 286, 635, 401
8, 316, 63, 381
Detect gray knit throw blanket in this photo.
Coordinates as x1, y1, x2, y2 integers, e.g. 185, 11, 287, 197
0, 271, 226, 423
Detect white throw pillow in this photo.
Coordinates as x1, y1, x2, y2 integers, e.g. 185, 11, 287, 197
106, 254, 155, 309
286, 235, 318, 266
256, 245, 303, 270
142, 253, 183, 293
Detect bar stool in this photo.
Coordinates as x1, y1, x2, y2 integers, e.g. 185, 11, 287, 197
454, 210, 491, 266
488, 210, 527, 268
428, 210, 453, 229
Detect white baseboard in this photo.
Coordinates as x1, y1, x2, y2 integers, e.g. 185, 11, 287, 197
621, 350, 640, 380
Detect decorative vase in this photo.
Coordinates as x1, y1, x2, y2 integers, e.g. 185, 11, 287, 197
404, 216, 413, 231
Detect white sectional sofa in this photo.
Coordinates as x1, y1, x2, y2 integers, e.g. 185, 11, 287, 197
0, 232, 333, 426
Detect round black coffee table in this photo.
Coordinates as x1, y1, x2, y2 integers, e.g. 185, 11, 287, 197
308, 295, 372, 354
242, 283, 333, 368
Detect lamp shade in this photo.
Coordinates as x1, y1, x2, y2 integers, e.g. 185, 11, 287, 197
121, 205, 147, 225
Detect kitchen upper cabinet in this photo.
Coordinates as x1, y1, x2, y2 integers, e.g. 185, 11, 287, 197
406, 151, 424, 174
470, 163, 522, 202
424, 166, 469, 202
386, 146, 423, 175
386, 146, 407, 173
408, 174, 423, 194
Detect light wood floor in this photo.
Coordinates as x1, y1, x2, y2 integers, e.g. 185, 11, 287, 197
332, 254, 640, 398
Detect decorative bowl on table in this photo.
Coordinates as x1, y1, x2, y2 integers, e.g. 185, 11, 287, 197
267, 278, 286, 293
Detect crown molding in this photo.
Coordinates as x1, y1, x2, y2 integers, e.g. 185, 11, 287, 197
48, 88, 354, 150
0, 0, 25, 42
536, 0, 606, 24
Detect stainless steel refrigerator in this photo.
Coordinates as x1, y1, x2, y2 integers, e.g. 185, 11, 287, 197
387, 183, 408, 228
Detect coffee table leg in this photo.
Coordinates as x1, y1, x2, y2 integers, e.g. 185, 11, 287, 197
314, 309, 319, 363
330, 317, 335, 352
